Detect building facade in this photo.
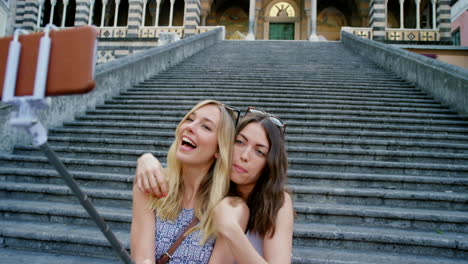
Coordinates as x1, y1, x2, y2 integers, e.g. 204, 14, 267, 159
8, 0, 454, 62
451, 0, 467, 46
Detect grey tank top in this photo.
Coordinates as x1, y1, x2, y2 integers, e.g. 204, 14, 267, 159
155, 208, 215, 263
246, 231, 263, 256
233, 231, 263, 264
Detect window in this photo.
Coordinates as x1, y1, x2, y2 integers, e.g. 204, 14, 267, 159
452, 28, 460, 46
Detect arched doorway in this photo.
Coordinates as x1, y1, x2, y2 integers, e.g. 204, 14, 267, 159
264, 0, 300, 40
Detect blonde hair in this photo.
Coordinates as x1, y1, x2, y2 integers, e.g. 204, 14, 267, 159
149, 100, 235, 244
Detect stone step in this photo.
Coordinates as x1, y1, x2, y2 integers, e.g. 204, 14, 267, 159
135, 80, 416, 90
0, 167, 132, 190
104, 99, 444, 112
58, 120, 468, 143
293, 223, 468, 259
292, 247, 468, 264
289, 158, 468, 176
146, 75, 410, 84
84, 106, 461, 121
64, 119, 468, 144
285, 136, 468, 153
73, 113, 468, 129
287, 170, 468, 192
142, 80, 413, 91
287, 146, 468, 164
0, 248, 119, 264
156, 67, 394, 75
50, 127, 174, 141
46, 129, 468, 154
114, 93, 435, 105
285, 127, 468, 143
13, 144, 468, 166
64, 114, 468, 135
294, 202, 468, 233
95, 101, 453, 115
290, 185, 468, 210
105, 94, 440, 106
47, 135, 172, 150
0, 198, 131, 230
161, 69, 398, 76
123, 89, 428, 102
0, 182, 132, 208
128, 85, 425, 96
13, 145, 166, 162
0, 220, 129, 259
0, 154, 135, 175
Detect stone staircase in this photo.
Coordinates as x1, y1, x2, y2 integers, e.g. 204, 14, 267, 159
1, 40, 468, 263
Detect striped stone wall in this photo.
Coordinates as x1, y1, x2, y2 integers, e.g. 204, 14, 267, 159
437, 0, 451, 43
23, 0, 38, 31
15, 0, 26, 29
184, 0, 200, 37
75, 0, 91, 26
369, 0, 385, 41
127, 0, 143, 37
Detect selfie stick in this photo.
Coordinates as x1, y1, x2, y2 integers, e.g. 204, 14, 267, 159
2, 25, 133, 264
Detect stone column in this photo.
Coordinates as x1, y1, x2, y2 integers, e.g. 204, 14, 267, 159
113, 0, 120, 26
246, 0, 255, 40
141, 0, 148, 26
168, 0, 175, 26
75, 0, 91, 26
399, 0, 404, 28
309, 0, 318, 41
36, 0, 45, 28
184, 0, 200, 37
100, 0, 107, 26
431, 0, 436, 29
304, 7, 311, 40
437, 0, 451, 43
369, 0, 386, 41
155, 0, 161, 26
415, 0, 421, 29
200, 10, 208, 26
127, 0, 144, 37
49, 0, 57, 24
61, 0, 69, 27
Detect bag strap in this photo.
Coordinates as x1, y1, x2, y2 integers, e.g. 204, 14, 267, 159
156, 217, 199, 264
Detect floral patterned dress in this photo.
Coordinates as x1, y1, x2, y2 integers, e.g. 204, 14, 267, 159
156, 208, 215, 264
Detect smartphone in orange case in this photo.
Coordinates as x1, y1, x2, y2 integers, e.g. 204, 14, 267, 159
0, 26, 99, 99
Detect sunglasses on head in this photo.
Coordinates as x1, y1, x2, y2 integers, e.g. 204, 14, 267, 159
223, 104, 241, 126
246, 107, 286, 136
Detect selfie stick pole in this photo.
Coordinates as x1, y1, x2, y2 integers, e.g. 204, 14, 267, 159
2, 26, 133, 264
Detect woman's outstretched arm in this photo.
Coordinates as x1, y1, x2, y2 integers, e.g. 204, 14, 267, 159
130, 183, 156, 264
214, 193, 294, 264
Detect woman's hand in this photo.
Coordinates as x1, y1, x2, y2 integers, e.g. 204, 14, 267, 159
135, 153, 168, 198
212, 197, 249, 237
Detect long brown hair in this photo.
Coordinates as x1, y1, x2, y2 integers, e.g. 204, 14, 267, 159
229, 113, 288, 238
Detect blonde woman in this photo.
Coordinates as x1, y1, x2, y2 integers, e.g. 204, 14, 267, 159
130, 100, 246, 264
